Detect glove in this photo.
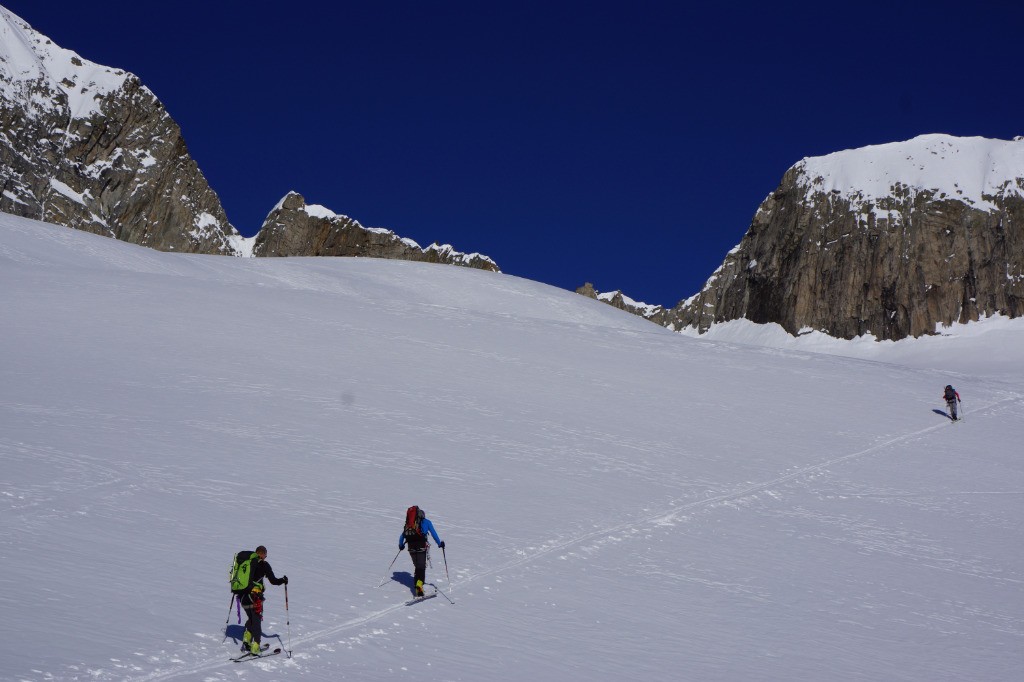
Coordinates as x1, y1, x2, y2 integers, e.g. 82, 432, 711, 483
438, 541, 445, 549
281, 575, 288, 585
399, 542, 404, 550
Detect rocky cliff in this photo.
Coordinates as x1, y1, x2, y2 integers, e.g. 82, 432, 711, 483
665, 135, 1024, 340
0, 7, 497, 271
0, 7, 241, 254
575, 282, 670, 326
253, 192, 499, 271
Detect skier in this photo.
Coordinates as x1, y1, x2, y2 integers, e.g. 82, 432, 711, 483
235, 545, 288, 655
943, 384, 961, 421
399, 507, 444, 597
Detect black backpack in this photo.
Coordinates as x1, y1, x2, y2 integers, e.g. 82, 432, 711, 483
944, 385, 956, 401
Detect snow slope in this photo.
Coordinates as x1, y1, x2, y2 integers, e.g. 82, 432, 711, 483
680, 317, 1024, 381
2, 214, 1023, 681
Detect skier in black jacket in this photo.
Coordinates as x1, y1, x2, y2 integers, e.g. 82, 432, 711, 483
943, 385, 961, 421
237, 545, 288, 655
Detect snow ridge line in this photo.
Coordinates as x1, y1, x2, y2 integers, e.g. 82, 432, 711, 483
131, 395, 1020, 681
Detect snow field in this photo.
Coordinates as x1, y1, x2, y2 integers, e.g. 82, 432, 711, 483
1, 214, 1023, 681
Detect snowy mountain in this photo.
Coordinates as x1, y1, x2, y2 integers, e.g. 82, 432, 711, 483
667, 134, 1024, 341
253, 191, 499, 271
576, 280, 670, 324
0, 5, 240, 254
0, 5, 495, 270
3, 211, 1023, 681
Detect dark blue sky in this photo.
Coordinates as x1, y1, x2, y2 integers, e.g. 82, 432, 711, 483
10, 1, 1024, 306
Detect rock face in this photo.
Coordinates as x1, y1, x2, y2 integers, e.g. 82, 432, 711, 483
254, 192, 500, 271
667, 135, 1024, 340
0, 7, 497, 271
0, 7, 242, 255
575, 282, 670, 325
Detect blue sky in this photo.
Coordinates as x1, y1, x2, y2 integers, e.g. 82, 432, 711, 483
9, 1, 1024, 306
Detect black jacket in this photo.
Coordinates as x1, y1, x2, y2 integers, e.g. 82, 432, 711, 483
250, 559, 285, 588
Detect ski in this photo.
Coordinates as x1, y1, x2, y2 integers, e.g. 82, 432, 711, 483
236, 642, 271, 654
231, 647, 281, 662
406, 590, 438, 606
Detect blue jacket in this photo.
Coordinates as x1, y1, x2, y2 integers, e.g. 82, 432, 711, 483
399, 518, 442, 550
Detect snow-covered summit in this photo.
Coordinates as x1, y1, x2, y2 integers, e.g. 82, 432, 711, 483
795, 134, 1024, 210
0, 6, 130, 118
0, 4, 242, 255
665, 133, 1024, 341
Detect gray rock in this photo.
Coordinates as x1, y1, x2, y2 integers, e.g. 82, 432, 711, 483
575, 282, 670, 325
0, 7, 497, 272
667, 136, 1024, 340
253, 191, 499, 271
582, 136, 1024, 341
0, 8, 240, 255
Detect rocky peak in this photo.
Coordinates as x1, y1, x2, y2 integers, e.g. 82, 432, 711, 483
253, 191, 500, 271
0, 6, 242, 255
575, 282, 669, 325
0, 8, 498, 271
667, 135, 1024, 340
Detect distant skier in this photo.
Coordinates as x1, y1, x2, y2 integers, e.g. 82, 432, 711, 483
943, 384, 961, 421
231, 545, 288, 655
399, 506, 444, 597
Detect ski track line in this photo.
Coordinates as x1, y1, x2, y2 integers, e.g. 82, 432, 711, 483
131, 394, 1021, 681
456, 394, 1024, 588
133, 598, 414, 681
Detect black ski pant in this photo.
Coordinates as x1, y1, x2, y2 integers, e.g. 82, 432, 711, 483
240, 592, 264, 644
409, 548, 428, 587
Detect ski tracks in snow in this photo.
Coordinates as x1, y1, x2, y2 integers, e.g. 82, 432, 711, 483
131, 394, 1023, 681
463, 394, 1024, 582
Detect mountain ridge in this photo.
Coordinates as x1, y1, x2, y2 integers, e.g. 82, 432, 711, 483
586, 134, 1024, 341
0, 6, 497, 271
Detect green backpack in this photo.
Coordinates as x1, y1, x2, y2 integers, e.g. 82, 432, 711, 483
229, 550, 259, 594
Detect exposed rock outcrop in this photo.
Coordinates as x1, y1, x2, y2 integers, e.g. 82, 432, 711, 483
0, 7, 497, 271
0, 7, 241, 254
253, 192, 499, 271
667, 135, 1024, 340
575, 282, 670, 325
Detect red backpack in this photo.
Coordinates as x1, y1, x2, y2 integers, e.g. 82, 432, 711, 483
403, 506, 424, 541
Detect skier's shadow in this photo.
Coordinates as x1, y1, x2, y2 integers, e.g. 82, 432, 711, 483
390, 570, 416, 589
225, 623, 281, 645
225, 624, 246, 643
932, 409, 953, 420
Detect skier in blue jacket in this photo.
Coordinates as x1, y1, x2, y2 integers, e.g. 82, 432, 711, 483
399, 507, 444, 597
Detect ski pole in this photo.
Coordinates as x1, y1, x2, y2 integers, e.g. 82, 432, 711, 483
441, 545, 451, 593
222, 594, 236, 641
432, 583, 455, 604
376, 549, 403, 588
284, 584, 292, 658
